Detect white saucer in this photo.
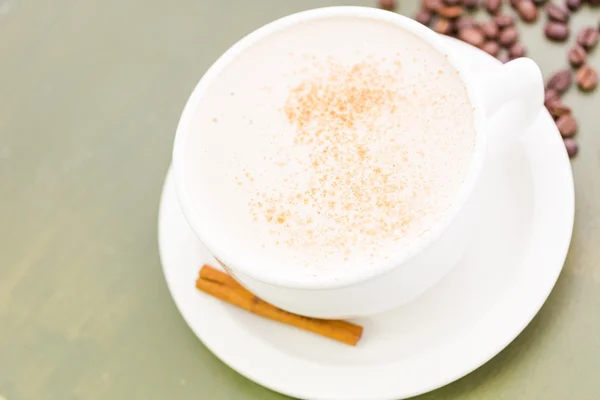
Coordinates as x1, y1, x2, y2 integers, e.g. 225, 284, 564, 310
158, 37, 574, 400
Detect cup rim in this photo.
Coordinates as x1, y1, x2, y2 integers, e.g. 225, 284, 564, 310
172, 6, 487, 290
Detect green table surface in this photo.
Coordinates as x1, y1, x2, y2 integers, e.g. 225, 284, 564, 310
1, 0, 599, 399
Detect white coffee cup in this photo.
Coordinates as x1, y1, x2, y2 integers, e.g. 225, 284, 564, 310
173, 6, 544, 319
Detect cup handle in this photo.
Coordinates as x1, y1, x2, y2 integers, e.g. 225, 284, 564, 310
479, 58, 544, 141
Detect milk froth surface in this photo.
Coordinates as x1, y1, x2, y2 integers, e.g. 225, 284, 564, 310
186, 17, 475, 273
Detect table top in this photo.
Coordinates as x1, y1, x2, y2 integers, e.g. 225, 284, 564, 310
1, 0, 599, 399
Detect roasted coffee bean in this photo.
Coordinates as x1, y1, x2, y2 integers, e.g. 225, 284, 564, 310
556, 115, 578, 137
455, 16, 475, 30
439, 5, 464, 18
378, 0, 397, 10
576, 65, 598, 91
481, 21, 499, 39
497, 51, 511, 63
464, 0, 479, 9
494, 14, 515, 29
416, 9, 434, 26
546, 4, 569, 23
546, 70, 572, 94
517, 1, 538, 22
482, 40, 500, 56
566, 0, 582, 11
564, 138, 578, 158
458, 26, 485, 47
547, 101, 572, 119
509, 42, 527, 58
424, 0, 444, 11
485, 0, 502, 14
434, 18, 454, 35
568, 45, 587, 68
544, 89, 560, 106
576, 27, 599, 51
499, 26, 519, 46
545, 22, 570, 41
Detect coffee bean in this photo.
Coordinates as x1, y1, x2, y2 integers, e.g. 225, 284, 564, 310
497, 51, 511, 63
481, 21, 499, 39
485, 0, 502, 14
424, 0, 444, 12
546, 70, 572, 94
455, 16, 475, 30
566, 0, 582, 11
546, 4, 569, 23
494, 14, 515, 29
576, 65, 598, 91
509, 42, 527, 58
458, 26, 485, 47
434, 18, 454, 35
439, 5, 464, 18
568, 45, 587, 68
378, 0, 397, 10
545, 22, 570, 41
517, 1, 538, 22
547, 101, 572, 119
464, 0, 479, 9
564, 138, 578, 158
482, 41, 500, 56
544, 89, 560, 106
499, 26, 519, 46
557, 115, 578, 137
576, 27, 599, 51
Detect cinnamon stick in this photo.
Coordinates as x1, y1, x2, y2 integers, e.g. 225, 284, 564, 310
196, 266, 363, 346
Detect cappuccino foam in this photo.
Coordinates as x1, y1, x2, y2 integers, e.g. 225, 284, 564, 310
186, 16, 476, 273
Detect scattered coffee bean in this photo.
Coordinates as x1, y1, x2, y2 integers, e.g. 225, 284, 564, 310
482, 40, 500, 56
424, 0, 444, 12
546, 4, 569, 23
485, 0, 502, 14
556, 114, 578, 137
439, 5, 464, 18
378, 0, 397, 10
455, 16, 475, 30
416, 9, 433, 26
544, 89, 560, 106
576, 27, 599, 51
496, 51, 510, 63
546, 70, 572, 94
494, 13, 515, 28
545, 22, 570, 41
458, 26, 485, 47
547, 101, 572, 119
464, 0, 479, 9
576, 65, 598, 91
566, 0, 582, 11
499, 26, 519, 46
509, 42, 527, 58
568, 45, 587, 68
564, 138, 578, 158
434, 17, 454, 35
481, 21, 499, 39
517, 1, 538, 22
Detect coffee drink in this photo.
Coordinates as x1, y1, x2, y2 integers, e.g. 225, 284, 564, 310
187, 16, 476, 272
